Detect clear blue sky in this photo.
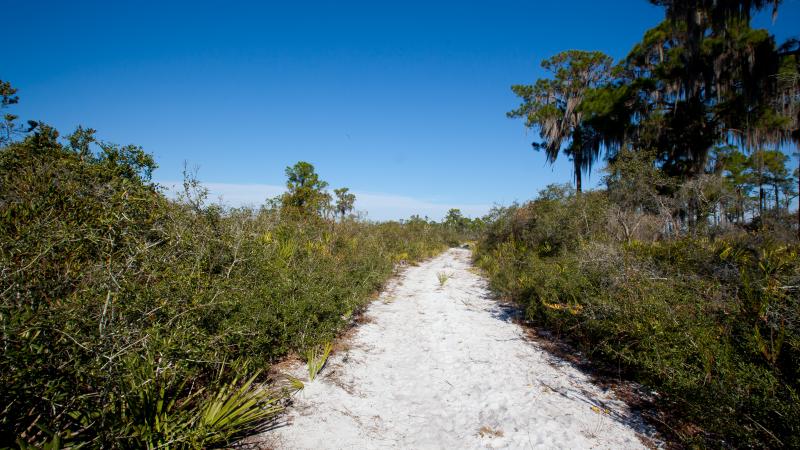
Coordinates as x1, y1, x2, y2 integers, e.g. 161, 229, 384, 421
4, 0, 799, 219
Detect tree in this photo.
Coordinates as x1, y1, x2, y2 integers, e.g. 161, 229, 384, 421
281, 161, 330, 216
651, 0, 781, 44
747, 149, 791, 216
444, 208, 466, 230
603, 148, 677, 239
791, 164, 800, 212
508, 50, 614, 192
763, 150, 791, 212
604, 147, 671, 210
774, 39, 800, 236
717, 146, 751, 223
333, 187, 356, 219
0, 80, 19, 145
0, 80, 36, 145
617, 16, 779, 178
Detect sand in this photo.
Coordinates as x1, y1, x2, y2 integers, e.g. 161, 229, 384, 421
264, 248, 656, 449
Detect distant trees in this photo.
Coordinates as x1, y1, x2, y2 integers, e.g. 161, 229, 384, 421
0, 80, 19, 146
444, 208, 466, 230
334, 187, 356, 219
280, 161, 359, 220
281, 161, 331, 216
749, 149, 791, 213
774, 38, 800, 236
1, 80, 36, 145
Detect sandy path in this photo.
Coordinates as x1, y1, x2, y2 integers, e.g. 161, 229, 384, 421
267, 248, 655, 449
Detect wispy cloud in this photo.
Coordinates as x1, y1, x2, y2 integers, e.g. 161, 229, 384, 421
157, 181, 492, 221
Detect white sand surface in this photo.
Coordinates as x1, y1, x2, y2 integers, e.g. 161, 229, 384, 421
265, 248, 656, 449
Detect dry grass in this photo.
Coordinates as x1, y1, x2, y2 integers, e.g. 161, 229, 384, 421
477, 426, 504, 438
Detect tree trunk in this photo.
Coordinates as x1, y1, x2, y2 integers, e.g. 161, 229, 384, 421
774, 183, 779, 212
757, 156, 764, 220
736, 188, 743, 225
575, 169, 582, 193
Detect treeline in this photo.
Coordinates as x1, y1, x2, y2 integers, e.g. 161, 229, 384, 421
0, 84, 464, 448
507, 0, 799, 235
480, 0, 800, 446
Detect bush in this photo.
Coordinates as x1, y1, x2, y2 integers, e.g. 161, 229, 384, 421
476, 188, 800, 447
0, 128, 451, 447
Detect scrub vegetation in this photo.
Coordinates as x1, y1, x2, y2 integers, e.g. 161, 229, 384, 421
481, 0, 800, 446
0, 88, 467, 447
3, 0, 800, 448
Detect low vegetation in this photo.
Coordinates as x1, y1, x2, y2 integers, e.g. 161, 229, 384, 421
477, 182, 799, 446
0, 111, 457, 446
489, 1, 799, 446
3, 0, 800, 447
306, 342, 333, 382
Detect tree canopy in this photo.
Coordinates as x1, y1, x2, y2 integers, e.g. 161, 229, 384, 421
508, 50, 614, 192
281, 161, 331, 216
508, 0, 798, 235
334, 187, 356, 219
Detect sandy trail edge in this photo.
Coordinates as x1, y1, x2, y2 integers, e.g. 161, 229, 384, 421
258, 248, 659, 449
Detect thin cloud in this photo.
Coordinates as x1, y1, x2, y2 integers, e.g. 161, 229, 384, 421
157, 181, 492, 221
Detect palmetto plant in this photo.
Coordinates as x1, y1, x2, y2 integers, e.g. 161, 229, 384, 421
116, 359, 299, 449
306, 342, 333, 381
196, 371, 292, 446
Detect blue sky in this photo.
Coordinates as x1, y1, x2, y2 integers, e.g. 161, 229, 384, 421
4, 0, 799, 220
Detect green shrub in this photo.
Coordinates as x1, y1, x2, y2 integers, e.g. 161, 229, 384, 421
0, 128, 451, 447
476, 190, 800, 447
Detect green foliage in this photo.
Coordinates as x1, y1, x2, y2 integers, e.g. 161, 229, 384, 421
706, 145, 799, 228
196, 369, 291, 445
444, 208, 465, 229
480, 184, 610, 256
619, 16, 782, 177
440, 208, 486, 244
306, 342, 333, 381
511, 1, 799, 192
334, 187, 356, 219
436, 271, 452, 287
1, 79, 20, 145
0, 127, 453, 447
477, 188, 800, 447
281, 161, 331, 216
1, 79, 37, 146
0, 80, 18, 107
508, 50, 614, 191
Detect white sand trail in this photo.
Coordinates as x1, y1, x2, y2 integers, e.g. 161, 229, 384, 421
266, 248, 655, 449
